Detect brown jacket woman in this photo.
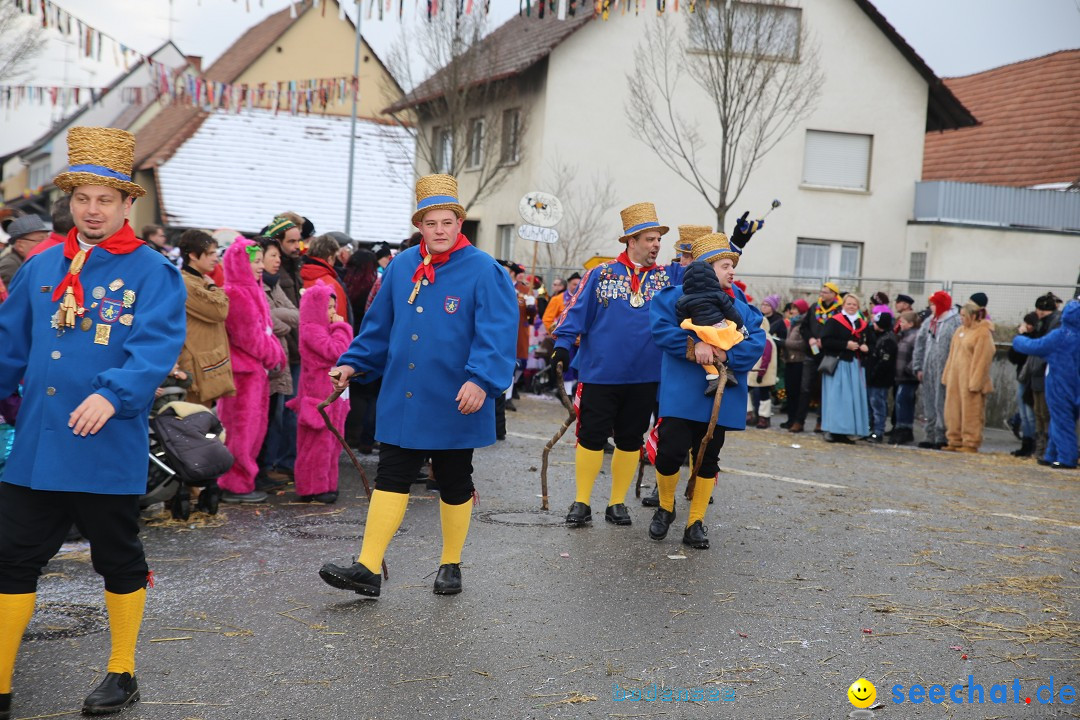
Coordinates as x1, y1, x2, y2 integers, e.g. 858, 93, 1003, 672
941, 303, 994, 451
179, 267, 235, 405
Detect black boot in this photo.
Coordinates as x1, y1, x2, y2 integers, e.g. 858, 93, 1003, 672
682, 520, 710, 549
433, 563, 462, 595
565, 501, 592, 527
319, 560, 381, 597
641, 485, 659, 507
0, 692, 10, 720
648, 508, 676, 540
704, 376, 720, 397
604, 503, 632, 526
1011, 437, 1035, 457
82, 672, 139, 715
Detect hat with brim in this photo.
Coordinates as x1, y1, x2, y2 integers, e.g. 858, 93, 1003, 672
53, 127, 146, 198
690, 232, 740, 267
676, 224, 711, 253
6, 214, 49, 241
823, 281, 841, 296
618, 202, 669, 243
412, 174, 466, 227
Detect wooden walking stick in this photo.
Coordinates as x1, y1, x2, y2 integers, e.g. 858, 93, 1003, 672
540, 363, 576, 511
321, 372, 387, 580
685, 365, 727, 502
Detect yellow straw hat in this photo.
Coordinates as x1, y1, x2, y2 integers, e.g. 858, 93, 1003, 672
675, 224, 711, 253
412, 174, 467, 226
690, 232, 740, 267
618, 202, 669, 243
53, 127, 146, 198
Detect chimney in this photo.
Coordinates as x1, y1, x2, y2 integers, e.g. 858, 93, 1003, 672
186, 55, 202, 73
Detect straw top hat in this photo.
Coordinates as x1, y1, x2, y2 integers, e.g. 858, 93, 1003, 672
690, 232, 740, 267
412, 174, 466, 226
618, 202, 669, 243
53, 127, 146, 198
675, 224, 711, 253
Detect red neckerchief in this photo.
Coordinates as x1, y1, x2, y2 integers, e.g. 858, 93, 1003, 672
615, 251, 657, 295
723, 287, 736, 299
408, 233, 470, 304
51, 221, 144, 327
835, 312, 867, 338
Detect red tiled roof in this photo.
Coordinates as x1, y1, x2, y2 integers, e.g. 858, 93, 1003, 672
923, 49, 1080, 187
385, 9, 594, 114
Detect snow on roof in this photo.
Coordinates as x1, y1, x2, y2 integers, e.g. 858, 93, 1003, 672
156, 110, 415, 240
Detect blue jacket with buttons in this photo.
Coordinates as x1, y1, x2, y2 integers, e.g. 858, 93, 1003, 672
0, 238, 186, 494
650, 284, 765, 429
552, 261, 671, 385
338, 243, 517, 450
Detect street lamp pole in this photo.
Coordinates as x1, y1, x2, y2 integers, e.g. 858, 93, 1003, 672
344, 0, 362, 235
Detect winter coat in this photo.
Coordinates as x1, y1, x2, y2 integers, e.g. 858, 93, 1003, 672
0, 247, 24, 287
1008, 328, 1039, 381
798, 298, 842, 347
286, 282, 353, 431
1025, 309, 1062, 393
223, 240, 287, 376
264, 276, 298, 396
764, 310, 787, 342
912, 307, 962, 383
1012, 302, 1080, 403
783, 318, 808, 364
178, 267, 235, 405
542, 290, 567, 332
675, 260, 742, 328
942, 318, 995, 395
650, 283, 766, 428
895, 327, 919, 384
747, 317, 778, 388
277, 253, 303, 364
865, 328, 898, 388
300, 256, 349, 321
821, 313, 869, 363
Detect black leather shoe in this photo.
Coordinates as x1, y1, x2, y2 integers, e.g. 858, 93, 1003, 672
0, 692, 11, 720
1036, 458, 1051, 466
433, 563, 462, 595
641, 486, 659, 507
682, 520, 710, 549
82, 672, 139, 715
319, 560, 381, 597
648, 508, 676, 540
299, 491, 338, 504
565, 502, 592, 527
604, 503, 632, 526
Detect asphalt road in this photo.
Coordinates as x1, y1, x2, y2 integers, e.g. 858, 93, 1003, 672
11, 394, 1079, 720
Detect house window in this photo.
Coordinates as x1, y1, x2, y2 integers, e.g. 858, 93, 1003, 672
908, 251, 927, 294
497, 224, 515, 260
432, 126, 453, 174
500, 108, 520, 165
802, 130, 872, 191
794, 239, 862, 284
689, 2, 802, 62
466, 117, 485, 170
28, 159, 51, 190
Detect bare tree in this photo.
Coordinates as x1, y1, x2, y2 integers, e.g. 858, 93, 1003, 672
541, 156, 619, 269
0, 4, 45, 83
626, 2, 823, 229
381, 11, 528, 211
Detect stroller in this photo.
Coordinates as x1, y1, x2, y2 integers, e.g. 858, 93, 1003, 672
144, 390, 234, 520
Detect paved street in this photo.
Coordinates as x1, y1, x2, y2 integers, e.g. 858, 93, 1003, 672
13, 395, 1079, 720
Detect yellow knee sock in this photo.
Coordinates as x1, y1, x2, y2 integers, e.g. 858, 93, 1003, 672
655, 471, 679, 513
105, 588, 146, 675
0, 593, 35, 693
438, 500, 473, 565
357, 490, 409, 575
574, 446, 605, 504
608, 448, 640, 507
687, 476, 715, 526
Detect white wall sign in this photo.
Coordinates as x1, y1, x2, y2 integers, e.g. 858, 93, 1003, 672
518, 224, 560, 244
518, 191, 564, 228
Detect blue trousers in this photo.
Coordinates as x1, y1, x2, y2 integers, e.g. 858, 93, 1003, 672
895, 382, 917, 429
1016, 381, 1036, 439
868, 386, 889, 435
262, 363, 300, 472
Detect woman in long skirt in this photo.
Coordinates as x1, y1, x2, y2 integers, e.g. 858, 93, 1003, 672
820, 293, 870, 442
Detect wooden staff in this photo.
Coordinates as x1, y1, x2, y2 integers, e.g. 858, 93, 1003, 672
540, 363, 576, 511
321, 373, 387, 580
685, 365, 727, 501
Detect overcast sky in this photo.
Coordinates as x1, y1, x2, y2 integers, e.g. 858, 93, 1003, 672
2, 0, 1078, 155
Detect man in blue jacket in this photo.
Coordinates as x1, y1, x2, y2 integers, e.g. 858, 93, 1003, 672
319, 174, 517, 599
647, 232, 765, 549
552, 202, 673, 528
0, 127, 186, 717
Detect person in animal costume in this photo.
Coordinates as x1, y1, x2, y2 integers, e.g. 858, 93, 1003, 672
551, 202, 673, 528
0, 127, 186, 716
286, 282, 353, 502
318, 174, 517, 598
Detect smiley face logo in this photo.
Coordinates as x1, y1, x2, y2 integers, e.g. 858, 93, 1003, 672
848, 678, 876, 708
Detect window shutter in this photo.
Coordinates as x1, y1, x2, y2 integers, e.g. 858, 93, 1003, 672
802, 130, 872, 190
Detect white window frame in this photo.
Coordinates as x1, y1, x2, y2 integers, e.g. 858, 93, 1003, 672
28, 159, 51, 190
466, 117, 485, 170
795, 238, 862, 287
432, 126, 453, 174
497, 224, 515, 260
801, 130, 873, 192
500, 108, 521, 166
688, 1, 802, 62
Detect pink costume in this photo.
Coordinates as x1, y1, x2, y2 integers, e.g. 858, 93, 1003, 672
286, 282, 353, 496
217, 239, 287, 494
